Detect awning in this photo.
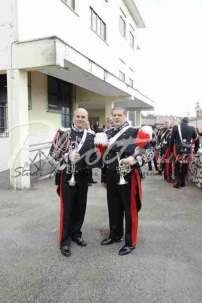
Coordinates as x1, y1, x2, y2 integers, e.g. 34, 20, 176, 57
13, 36, 154, 110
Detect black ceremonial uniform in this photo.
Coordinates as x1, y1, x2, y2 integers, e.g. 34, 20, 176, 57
160, 128, 172, 181
147, 133, 158, 172
103, 122, 142, 247
170, 121, 198, 187
50, 127, 96, 247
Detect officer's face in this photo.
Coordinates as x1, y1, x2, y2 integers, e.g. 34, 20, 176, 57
111, 109, 127, 127
74, 109, 88, 129
165, 121, 170, 129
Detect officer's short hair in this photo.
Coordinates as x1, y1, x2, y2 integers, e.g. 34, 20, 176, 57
111, 107, 127, 116
182, 117, 189, 123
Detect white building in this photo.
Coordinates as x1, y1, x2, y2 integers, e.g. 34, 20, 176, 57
0, 0, 154, 189
189, 118, 202, 132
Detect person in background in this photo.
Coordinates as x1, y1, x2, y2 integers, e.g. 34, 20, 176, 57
157, 120, 173, 180
147, 132, 159, 173
170, 117, 199, 188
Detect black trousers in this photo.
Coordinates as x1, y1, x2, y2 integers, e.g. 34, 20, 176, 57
106, 170, 139, 247
148, 159, 158, 171
59, 171, 89, 247
175, 161, 189, 186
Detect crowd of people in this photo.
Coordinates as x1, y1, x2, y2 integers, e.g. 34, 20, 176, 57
146, 118, 201, 188
49, 108, 201, 258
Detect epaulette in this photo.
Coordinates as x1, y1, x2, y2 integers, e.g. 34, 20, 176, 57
87, 129, 95, 135
58, 127, 71, 133
106, 127, 114, 134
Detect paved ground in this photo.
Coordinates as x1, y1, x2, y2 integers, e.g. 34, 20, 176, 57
0, 171, 201, 303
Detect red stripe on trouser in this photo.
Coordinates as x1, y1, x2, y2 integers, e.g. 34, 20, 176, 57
130, 172, 139, 247
173, 144, 177, 160
58, 172, 64, 244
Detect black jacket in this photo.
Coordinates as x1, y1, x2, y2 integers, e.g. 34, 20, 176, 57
170, 123, 198, 153
50, 127, 96, 171
103, 124, 138, 171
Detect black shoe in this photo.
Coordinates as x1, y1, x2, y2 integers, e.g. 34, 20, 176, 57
88, 180, 97, 185
173, 183, 180, 188
61, 245, 71, 257
118, 245, 135, 256
100, 237, 122, 246
72, 237, 87, 247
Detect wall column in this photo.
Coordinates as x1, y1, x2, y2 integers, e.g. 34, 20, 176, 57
7, 69, 30, 189
135, 110, 142, 127
105, 101, 113, 120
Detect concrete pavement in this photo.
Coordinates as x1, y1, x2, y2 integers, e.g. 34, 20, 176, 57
0, 171, 201, 303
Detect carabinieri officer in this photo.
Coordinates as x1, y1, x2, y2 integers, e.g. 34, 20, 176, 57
50, 108, 96, 257
99, 107, 151, 256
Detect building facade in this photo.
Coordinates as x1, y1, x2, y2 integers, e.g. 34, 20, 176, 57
142, 114, 181, 127
0, 0, 153, 189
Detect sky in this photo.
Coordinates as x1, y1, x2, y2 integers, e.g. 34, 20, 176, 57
134, 0, 202, 117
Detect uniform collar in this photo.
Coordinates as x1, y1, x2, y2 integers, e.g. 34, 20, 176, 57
72, 125, 84, 133
114, 121, 129, 131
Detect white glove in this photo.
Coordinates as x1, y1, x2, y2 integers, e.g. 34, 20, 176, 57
69, 151, 80, 163
94, 132, 108, 146
120, 156, 136, 166
136, 155, 143, 167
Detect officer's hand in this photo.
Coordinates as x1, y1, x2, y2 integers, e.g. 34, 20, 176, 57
69, 151, 81, 163
136, 155, 143, 167
63, 153, 69, 162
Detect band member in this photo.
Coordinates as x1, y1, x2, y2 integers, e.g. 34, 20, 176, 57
157, 120, 172, 181
49, 108, 96, 257
147, 132, 159, 172
170, 117, 199, 188
97, 107, 151, 256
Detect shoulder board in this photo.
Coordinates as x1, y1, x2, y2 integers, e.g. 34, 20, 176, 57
59, 127, 71, 132
106, 127, 114, 133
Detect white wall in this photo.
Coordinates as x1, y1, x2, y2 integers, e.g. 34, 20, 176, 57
28, 71, 61, 145
189, 119, 202, 132
16, 0, 139, 84
0, 138, 10, 171
0, 0, 17, 70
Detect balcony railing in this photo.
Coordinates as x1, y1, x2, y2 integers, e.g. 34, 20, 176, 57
29, 141, 56, 181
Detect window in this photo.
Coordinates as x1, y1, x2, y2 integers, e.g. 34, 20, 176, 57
129, 31, 134, 48
90, 7, 106, 41
119, 16, 126, 37
62, 0, 75, 10
48, 76, 73, 112
0, 75, 8, 136
119, 70, 125, 82
129, 78, 134, 88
